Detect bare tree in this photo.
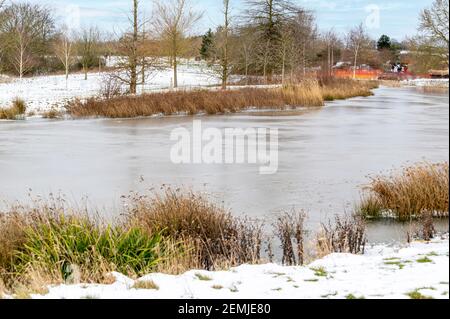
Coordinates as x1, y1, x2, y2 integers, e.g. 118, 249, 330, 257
0, 0, 7, 73
78, 27, 99, 80
210, 0, 232, 89
0, 3, 54, 79
236, 26, 257, 84
53, 26, 73, 82
153, 0, 202, 88
244, 0, 299, 81
110, 0, 160, 95
324, 29, 340, 76
419, 0, 449, 66
219, 0, 231, 89
346, 23, 371, 79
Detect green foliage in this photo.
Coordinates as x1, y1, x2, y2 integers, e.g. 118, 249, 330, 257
406, 290, 434, 299
200, 29, 215, 61
377, 35, 391, 50
14, 215, 165, 277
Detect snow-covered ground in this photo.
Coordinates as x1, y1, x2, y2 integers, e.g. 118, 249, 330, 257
0, 64, 220, 114
24, 235, 449, 299
401, 78, 449, 88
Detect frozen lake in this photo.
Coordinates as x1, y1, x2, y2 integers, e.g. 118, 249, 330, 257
0, 86, 449, 242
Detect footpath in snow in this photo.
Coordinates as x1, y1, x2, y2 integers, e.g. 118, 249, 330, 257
28, 235, 449, 299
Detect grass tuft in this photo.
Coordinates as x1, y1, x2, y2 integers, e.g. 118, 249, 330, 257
132, 280, 159, 290
358, 162, 449, 221
0, 98, 27, 120
406, 290, 434, 299
195, 273, 212, 281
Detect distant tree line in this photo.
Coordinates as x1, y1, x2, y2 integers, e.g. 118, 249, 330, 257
0, 0, 448, 92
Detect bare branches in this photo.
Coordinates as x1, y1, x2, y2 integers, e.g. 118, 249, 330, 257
419, 0, 449, 47
152, 0, 203, 88
418, 0, 449, 67
53, 26, 74, 81
0, 3, 54, 78
346, 23, 371, 79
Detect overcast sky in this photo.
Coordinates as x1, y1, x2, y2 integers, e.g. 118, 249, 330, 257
18, 0, 434, 40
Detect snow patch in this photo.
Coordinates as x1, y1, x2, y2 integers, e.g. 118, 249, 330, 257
24, 235, 450, 299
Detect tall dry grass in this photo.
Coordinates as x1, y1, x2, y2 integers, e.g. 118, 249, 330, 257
319, 78, 378, 101
0, 98, 27, 120
359, 162, 449, 221
125, 189, 263, 271
66, 79, 376, 118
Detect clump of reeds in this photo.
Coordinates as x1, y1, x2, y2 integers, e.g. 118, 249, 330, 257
0, 198, 171, 293
66, 82, 324, 118
358, 162, 449, 221
125, 188, 263, 271
274, 210, 307, 266
316, 214, 367, 257
42, 109, 63, 119
0, 98, 27, 120
319, 78, 378, 101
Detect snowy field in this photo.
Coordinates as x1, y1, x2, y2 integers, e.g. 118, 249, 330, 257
17, 235, 449, 299
0, 63, 220, 114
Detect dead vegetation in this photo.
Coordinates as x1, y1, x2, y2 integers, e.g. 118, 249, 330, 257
0, 98, 27, 120
316, 214, 367, 257
358, 162, 449, 221
66, 79, 377, 118
125, 189, 263, 271
275, 210, 307, 266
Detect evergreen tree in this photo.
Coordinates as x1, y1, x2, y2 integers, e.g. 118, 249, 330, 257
377, 34, 391, 51
200, 29, 214, 60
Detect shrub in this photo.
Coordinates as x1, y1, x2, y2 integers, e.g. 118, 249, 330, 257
274, 210, 307, 266
316, 214, 367, 257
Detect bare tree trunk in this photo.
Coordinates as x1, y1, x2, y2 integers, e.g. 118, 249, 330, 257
173, 54, 178, 88
141, 16, 146, 89
331, 45, 334, 76
129, 0, 138, 94
221, 0, 230, 90
84, 64, 88, 80
281, 45, 286, 85
19, 44, 24, 79
263, 39, 270, 83
353, 45, 359, 80
327, 44, 331, 77
302, 43, 306, 77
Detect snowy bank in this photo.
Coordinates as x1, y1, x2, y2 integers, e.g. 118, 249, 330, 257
401, 78, 449, 88
0, 64, 220, 114
28, 235, 449, 299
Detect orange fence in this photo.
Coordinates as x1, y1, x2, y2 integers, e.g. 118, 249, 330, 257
333, 69, 382, 80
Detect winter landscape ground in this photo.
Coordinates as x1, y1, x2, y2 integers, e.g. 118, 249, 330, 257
1, 0, 449, 304
0, 64, 220, 114
2, 236, 446, 300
